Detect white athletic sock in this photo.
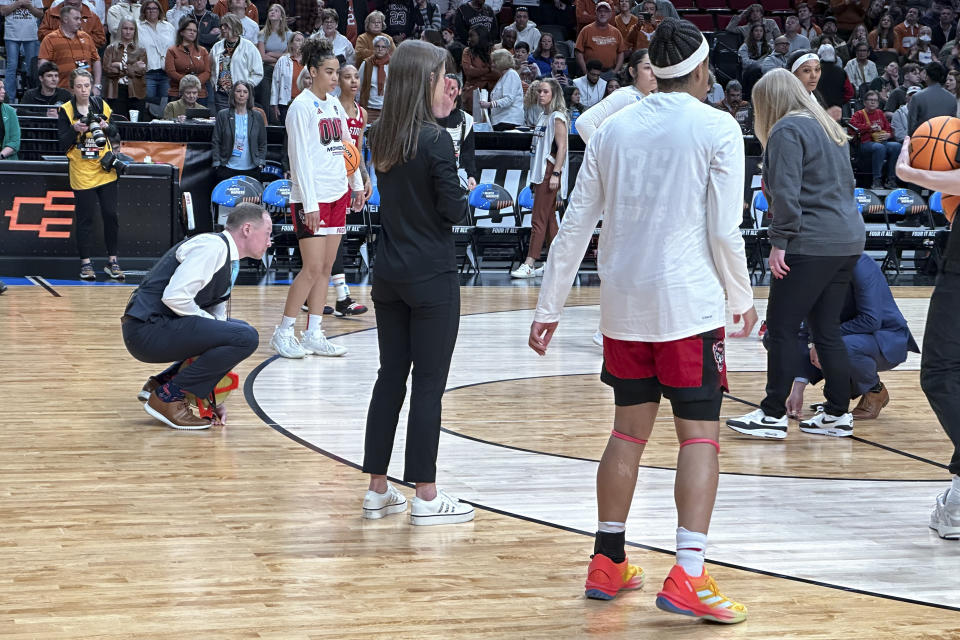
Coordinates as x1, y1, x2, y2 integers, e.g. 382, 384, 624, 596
331, 274, 348, 301
279, 315, 297, 332
676, 527, 707, 577
306, 314, 323, 333
598, 520, 625, 533
948, 475, 960, 505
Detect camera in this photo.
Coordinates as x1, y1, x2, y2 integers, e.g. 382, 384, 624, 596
79, 112, 108, 148
99, 150, 131, 175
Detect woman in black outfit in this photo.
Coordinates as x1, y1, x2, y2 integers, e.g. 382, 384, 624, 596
360, 40, 475, 526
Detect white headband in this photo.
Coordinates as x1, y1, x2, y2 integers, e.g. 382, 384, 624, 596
791, 52, 820, 73
650, 36, 709, 79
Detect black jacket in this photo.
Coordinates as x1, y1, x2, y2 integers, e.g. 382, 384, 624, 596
211, 107, 267, 168
373, 124, 467, 282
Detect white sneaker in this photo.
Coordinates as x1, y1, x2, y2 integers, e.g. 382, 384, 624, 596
410, 489, 476, 526
270, 326, 307, 358
930, 490, 960, 540
510, 263, 536, 279
798, 410, 853, 437
301, 329, 347, 357
362, 483, 408, 519
533, 265, 544, 276
726, 408, 788, 439
592, 330, 604, 347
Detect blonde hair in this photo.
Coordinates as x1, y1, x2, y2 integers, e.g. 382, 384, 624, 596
491, 48, 515, 72
260, 3, 289, 40
523, 79, 541, 108
538, 78, 567, 119
752, 68, 846, 147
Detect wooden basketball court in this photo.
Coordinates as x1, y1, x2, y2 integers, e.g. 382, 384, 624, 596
2, 282, 958, 638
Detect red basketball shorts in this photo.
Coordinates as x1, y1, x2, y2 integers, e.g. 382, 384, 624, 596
600, 328, 728, 421
291, 191, 350, 239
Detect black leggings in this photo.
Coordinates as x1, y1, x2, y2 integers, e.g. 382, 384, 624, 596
921, 270, 960, 475
362, 272, 460, 483
761, 253, 859, 418
74, 180, 119, 260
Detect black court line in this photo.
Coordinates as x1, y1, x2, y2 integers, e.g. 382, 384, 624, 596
242, 357, 959, 614
27, 276, 61, 297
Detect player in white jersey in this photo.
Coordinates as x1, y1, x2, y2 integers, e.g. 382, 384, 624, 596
270, 36, 365, 359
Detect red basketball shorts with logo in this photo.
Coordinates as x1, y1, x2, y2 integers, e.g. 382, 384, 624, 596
290, 191, 350, 239
600, 328, 728, 421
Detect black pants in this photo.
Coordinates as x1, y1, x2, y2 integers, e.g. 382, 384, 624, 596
108, 85, 145, 120
761, 254, 859, 418
74, 180, 119, 260
331, 237, 345, 275
216, 165, 261, 182
362, 272, 460, 483
122, 314, 259, 398
921, 270, 960, 475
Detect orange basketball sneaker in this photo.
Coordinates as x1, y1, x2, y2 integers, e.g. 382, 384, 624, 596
655, 564, 747, 624
584, 554, 644, 600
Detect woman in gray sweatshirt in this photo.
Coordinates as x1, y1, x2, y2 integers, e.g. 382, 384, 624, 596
727, 68, 865, 439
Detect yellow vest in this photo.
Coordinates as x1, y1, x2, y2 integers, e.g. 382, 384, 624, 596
61, 99, 118, 191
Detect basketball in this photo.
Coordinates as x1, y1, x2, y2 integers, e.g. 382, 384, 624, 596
909, 116, 960, 171
342, 140, 361, 176
179, 357, 240, 419
943, 194, 960, 223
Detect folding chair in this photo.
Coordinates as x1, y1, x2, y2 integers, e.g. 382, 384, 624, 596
210, 176, 263, 229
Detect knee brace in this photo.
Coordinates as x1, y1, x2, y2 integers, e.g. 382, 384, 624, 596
680, 438, 720, 453
611, 429, 647, 445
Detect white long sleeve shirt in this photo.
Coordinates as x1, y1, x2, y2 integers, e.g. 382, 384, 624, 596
574, 85, 646, 142
534, 91, 754, 342
210, 36, 264, 87
138, 19, 176, 70
162, 231, 238, 321
271, 53, 295, 106
286, 89, 363, 212
489, 68, 524, 126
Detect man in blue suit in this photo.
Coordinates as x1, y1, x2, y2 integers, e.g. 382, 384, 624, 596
775, 253, 920, 421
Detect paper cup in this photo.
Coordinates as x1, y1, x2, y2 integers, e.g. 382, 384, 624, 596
129, 109, 139, 122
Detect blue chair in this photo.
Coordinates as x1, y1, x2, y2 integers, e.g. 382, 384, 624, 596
884, 188, 929, 227
261, 179, 291, 209
468, 183, 514, 211
751, 189, 768, 227
367, 184, 380, 208
929, 191, 943, 214
517, 185, 534, 211
210, 176, 263, 227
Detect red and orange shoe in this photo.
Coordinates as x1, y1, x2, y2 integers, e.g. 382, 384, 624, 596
655, 565, 747, 624
584, 554, 644, 600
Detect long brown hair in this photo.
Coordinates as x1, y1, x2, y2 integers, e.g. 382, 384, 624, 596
368, 40, 447, 173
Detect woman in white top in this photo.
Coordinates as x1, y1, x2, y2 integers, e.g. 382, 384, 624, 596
575, 49, 657, 142
314, 8, 355, 66
138, 0, 176, 110
256, 3, 291, 119
358, 35, 390, 122
270, 30, 304, 124
210, 14, 263, 112
270, 36, 364, 359
511, 77, 568, 278
480, 49, 524, 131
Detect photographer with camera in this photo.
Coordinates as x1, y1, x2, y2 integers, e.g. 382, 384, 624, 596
57, 68, 125, 282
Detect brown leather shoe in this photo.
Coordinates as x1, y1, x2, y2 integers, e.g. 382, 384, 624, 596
138, 377, 160, 402
851, 386, 890, 420
144, 390, 211, 430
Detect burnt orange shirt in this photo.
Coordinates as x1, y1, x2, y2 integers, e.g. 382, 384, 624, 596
212, 0, 258, 22
39, 28, 101, 89
575, 22, 625, 70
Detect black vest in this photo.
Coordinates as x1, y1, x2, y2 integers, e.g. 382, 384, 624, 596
125, 233, 233, 321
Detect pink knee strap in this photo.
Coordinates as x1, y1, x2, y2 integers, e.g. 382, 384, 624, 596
680, 438, 720, 453
611, 430, 647, 445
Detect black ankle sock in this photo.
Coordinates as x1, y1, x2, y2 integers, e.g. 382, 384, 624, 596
869, 381, 884, 393
594, 531, 626, 564
157, 381, 185, 402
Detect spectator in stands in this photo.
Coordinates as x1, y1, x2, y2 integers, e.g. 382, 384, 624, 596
727, 4, 781, 42
454, 0, 495, 46
382, 0, 421, 43
869, 13, 900, 53
762, 36, 791, 75
315, 8, 356, 64
211, 14, 263, 111
907, 25, 939, 65
739, 22, 772, 75
480, 48, 524, 129
948, 69, 960, 115
845, 42, 878, 90
783, 16, 811, 53
788, 48, 821, 99
851, 90, 900, 188
415, 0, 440, 36
847, 23, 869, 51
107, 0, 143, 41
933, 6, 956, 49
509, 6, 540, 52
626, 0, 658, 51
523, 78, 542, 125
612, 0, 635, 43
436, 74, 478, 191
812, 18, 850, 64
895, 6, 921, 55
324, 0, 366, 44
877, 60, 899, 103
270, 30, 304, 123
495, 25, 517, 52
58, 68, 123, 281
575, 1, 625, 74
864, 0, 884, 31
22, 61, 72, 114
891, 84, 920, 141
603, 76, 619, 95
573, 47, 655, 142
358, 34, 390, 121
829, 0, 868, 39
797, 4, 821, 41
39, 0, 106, 49
212, 79, 266, 179
529, 31, 557, 77
564, 84, 584, 116
255, 4, 291, 113
513, 41, 533, 74
103, 17, 147, 118
162, 73, 208, 118
550, 54, 570, 86
0, 84, 20, 159
716, 79, 752, 134
461, 26, 497, 114
166, 0, 192, 30
816, 43, 854, 108
885, 62, 920, 115
226, 0, 257, 42
38, 5, 102, 93
139, 0, 176, 115
511, 77, 566, 279
1, 0, 44, 102
165, 16, 210, 109
191, 0, 221, 50
575, 0, 596, 34
573, 58, 605, 107
355, 12, 394, 63
212, 0, 256, 21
